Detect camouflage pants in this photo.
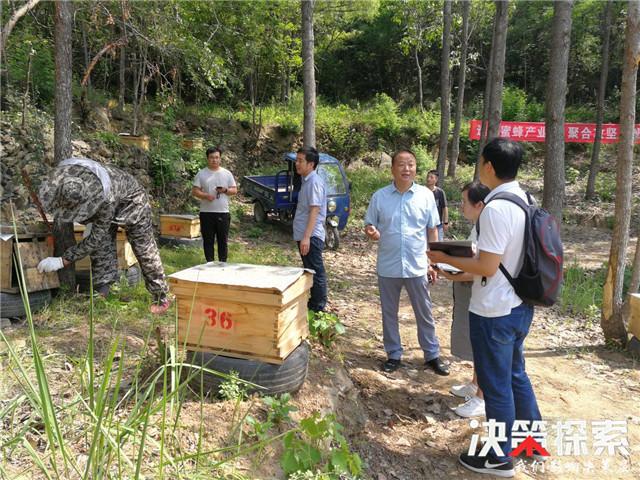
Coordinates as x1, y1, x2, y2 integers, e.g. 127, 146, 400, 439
91, 208, 169, 302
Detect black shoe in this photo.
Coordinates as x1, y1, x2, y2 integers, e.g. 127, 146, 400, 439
381, 358, 402, 373
425, 357, 450, 376
459, 453, 515, 478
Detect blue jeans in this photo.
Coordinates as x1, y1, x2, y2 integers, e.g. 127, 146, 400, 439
298, 236, 327, 312
437, 224, 444, 241
469, 303, 541, 461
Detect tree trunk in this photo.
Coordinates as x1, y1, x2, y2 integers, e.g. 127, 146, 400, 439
543, 0, 573, 222
54, 0, 76, 289
448, 0, 470, 178
475, 0, 507, 176
602, 0, 639, 346
301, 0, 316, 149
585, 0, 613, 200
415, 47, 424, 112
118, 45, 126, 109
81, 21, 91, 89
486, 0, 508, 141
436, 0, 452, 184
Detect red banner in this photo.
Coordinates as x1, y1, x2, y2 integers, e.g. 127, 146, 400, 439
469, 120, 640, 144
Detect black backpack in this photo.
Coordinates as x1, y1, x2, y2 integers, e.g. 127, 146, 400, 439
476, 192, 563, 307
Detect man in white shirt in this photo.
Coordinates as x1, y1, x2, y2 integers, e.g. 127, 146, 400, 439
192, 147, 237, 262
428, 138, 541, 478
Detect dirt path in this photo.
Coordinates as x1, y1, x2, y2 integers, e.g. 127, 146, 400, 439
322, 226, 640, 480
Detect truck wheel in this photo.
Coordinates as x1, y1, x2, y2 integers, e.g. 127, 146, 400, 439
0, 290, 52, 318
185, 341, 310, 396
253, 202, 266, 223
325, 225, 340, 251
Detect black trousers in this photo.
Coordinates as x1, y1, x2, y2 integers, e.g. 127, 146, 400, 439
200, 212, 231, 262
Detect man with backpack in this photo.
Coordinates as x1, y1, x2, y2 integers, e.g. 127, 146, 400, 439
428, 138, 559, 477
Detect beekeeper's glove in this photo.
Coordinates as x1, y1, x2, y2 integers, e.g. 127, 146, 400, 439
37, 257, 64, 273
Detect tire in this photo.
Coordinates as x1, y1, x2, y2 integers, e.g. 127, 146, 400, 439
253, 202, 266, 223
0, 289, 52, 318
324, 225, 340, 251
185, 341, 310, 396
158, 236, 203, 248
76, 266, 142, 292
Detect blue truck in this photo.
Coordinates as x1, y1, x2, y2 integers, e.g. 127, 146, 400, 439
241, 153, 351, 250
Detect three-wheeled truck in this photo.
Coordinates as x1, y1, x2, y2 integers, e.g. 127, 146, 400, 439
241, 153, 350, 250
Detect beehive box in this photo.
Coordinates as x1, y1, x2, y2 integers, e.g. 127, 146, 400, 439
73, 224, 137, 271
160, 214, 201, 238
0, 232, 60, 293
169, 263, 313, 364
629, 293, 640, 339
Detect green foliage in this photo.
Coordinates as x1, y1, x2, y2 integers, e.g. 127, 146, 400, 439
263, 393, 297, 425
308, 312, 346, 348
501, 86, 528, 121
6, 33, 55, 106
595, 172, 617, 201
218, 370, 247, 401
565, 166, 581, 185
362, 93, 402, 142
560, 263, 633, 321
281, 413, 362, 478
349, 166, 391, 219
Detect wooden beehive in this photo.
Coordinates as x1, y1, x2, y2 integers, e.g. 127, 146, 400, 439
73, 224, 137, 271
0, 233, 60, 293
118, 133, 150, 150
169, 263, 313, 364
629, 293, 640, 340
160, 214, 201, 238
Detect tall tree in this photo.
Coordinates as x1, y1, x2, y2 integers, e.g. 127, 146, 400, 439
448, 0, 470, 178
585, 0, 614, 200
476, 0, 508, 175
302, 0, 316, 148
436, 0, 452, 184
53, 0, 76, 289
543, 0, 573, 222
602, 0, 640, 346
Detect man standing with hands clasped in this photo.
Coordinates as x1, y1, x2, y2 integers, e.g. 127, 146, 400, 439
293, 147, 328, 313
364, 150, 448, 376
192, 146, 237, 263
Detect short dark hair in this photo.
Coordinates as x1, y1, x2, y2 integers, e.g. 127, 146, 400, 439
481, 138, 523, 180
391, 149, 416, 165
297, 146, 320, 169
462, 181, 490, 205
206, 146, 223, 157
427, 169, 439, 177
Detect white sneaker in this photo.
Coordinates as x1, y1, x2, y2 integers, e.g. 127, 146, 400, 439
450, 382, 477, 398
453, 396, 485, 418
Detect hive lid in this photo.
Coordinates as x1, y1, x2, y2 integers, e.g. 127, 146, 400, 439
168, 262, 311, 292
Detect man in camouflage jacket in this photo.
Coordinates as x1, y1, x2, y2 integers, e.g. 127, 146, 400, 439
37, 158, 171, 314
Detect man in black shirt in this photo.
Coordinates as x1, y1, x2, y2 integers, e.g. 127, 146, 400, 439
426, 170, 448, 240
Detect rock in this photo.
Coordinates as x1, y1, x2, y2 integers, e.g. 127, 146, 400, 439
90, 107, 111, 130
379, 152, 392, 168
0, 318, 11, 329
71, 140, 91, 152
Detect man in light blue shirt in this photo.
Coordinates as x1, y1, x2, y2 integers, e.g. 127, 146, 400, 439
293, 147, 327, 312
364, 150, 448, 375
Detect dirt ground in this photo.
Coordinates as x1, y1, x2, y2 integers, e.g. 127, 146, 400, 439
316, 224, 640, 480
2, 218, 638, 480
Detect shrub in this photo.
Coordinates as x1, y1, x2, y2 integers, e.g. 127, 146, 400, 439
502, 86, 528, 121
308, 311, 346, 348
